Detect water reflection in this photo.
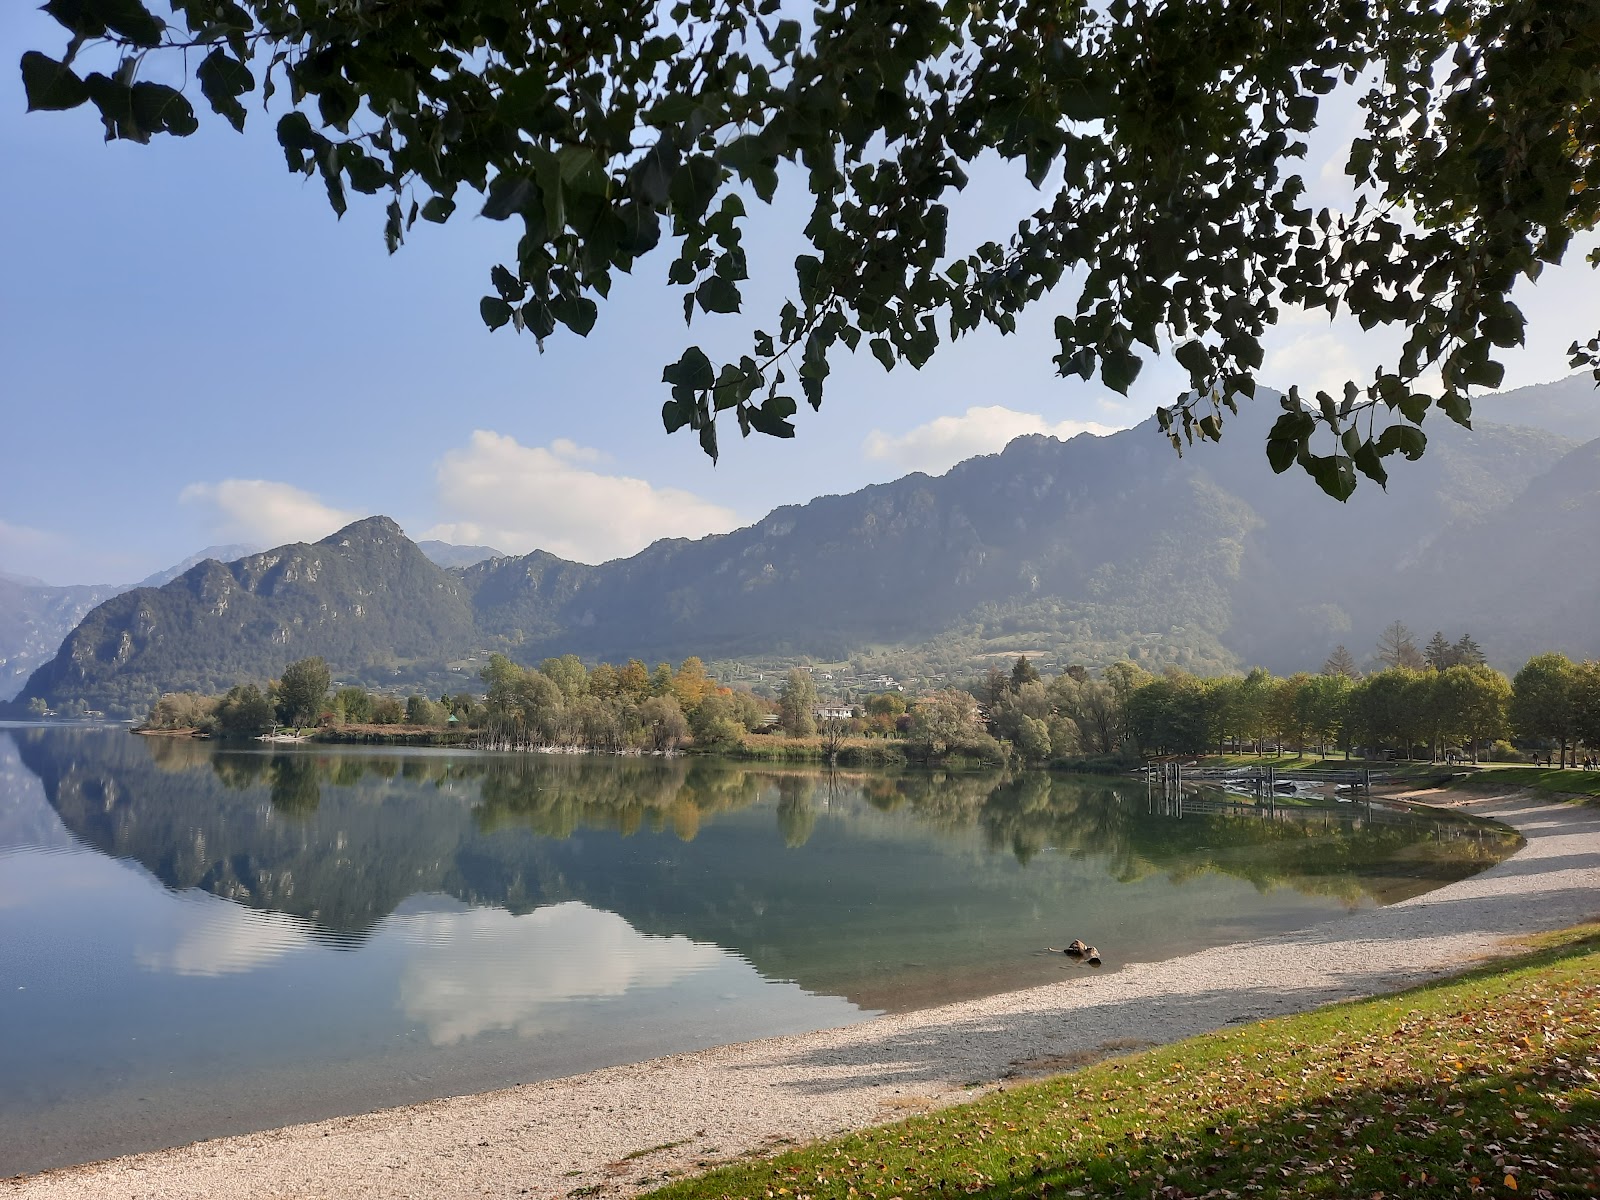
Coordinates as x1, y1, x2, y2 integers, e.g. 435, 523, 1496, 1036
394, 901, 725, 1046
0, 725, 1525, 1176
8, 726, 1519, 958
135, 899, 317, 977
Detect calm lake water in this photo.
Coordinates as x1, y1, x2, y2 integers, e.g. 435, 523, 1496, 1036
0, 724, 1519, 1174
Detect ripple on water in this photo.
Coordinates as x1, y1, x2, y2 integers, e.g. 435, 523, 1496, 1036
136, 895, 320, 977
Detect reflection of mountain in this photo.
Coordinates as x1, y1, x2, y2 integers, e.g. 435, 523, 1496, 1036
12, 728, 1517, 1005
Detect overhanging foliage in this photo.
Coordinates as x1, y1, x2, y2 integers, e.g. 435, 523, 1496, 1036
20, 0, 1600, 494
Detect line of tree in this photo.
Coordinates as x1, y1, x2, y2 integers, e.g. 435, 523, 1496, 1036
971, 645, 1600, 768
139, 640, 1600, 770
141, 653, 780, 752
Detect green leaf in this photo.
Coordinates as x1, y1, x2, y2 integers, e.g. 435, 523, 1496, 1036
196, 49, 252, 131
870, 338, 895, 372
1100, 348, 1142, 394
130, 81, 196, 137
481, 173, 535, 221
662, 346, 715, 391
490, 265, 524, 302
1173, 339, 1210, 383
20, 52, 87, 112
698, 420, 719, 461
1352, 439, 1389, 487
1438, 391, 1473, 429
695, 276, 741, 314
420, 196, 456, 224
746, 395, 797, 438
93, 0, 164, 46
479, 296, 513, 330
1376, 424, 1427, 461
553, 296, 598, 337
1307, 453, 1356, 501
669, 155, 720, 222
661, 399, 691, 433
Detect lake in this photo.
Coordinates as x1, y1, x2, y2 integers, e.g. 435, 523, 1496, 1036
0, 724, 1519, 1175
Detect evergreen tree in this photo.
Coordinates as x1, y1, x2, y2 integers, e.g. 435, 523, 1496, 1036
1453, 633, 1487, 667
1423, 631, 1456, 670
1009, 655, 1041, 692
1321, 645, 1359, 679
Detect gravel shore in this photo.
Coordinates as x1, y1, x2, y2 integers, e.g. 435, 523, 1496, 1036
8, 789, 1598, 1200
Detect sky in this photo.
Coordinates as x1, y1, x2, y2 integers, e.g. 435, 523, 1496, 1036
2, 6, 1595, 585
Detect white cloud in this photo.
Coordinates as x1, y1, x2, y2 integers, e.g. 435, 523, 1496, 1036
863, 406, 1120, 475
1264, 331, 1365, 400
179, 479, 360, 548
421, 431, 740, 564
395, 901, 726, 1046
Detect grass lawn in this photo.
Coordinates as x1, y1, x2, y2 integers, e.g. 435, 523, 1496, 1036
1448, 767, 1600, 801
1192, 753, 1434, 777
648, 926, 1600, 1200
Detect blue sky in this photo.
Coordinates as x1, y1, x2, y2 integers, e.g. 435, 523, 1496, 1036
2, 5, 1594, 584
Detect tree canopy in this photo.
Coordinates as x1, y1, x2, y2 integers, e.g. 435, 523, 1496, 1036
20, 0, 1600, 495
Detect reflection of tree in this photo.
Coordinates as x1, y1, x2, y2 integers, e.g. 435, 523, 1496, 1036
269, 756, 321, 816
211, 751, 270, 790
12, 726, 1523, 956
774, 775, 820, 848
141, 735, 213, 773
469, 755, 764, 841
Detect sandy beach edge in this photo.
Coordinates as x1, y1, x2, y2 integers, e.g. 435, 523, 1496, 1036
7, 787, 1599, 1200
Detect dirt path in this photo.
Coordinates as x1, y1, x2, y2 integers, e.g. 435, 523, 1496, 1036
8, 791, 1598, 1200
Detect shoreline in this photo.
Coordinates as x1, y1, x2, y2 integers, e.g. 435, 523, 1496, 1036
7, 787, 1599, 1200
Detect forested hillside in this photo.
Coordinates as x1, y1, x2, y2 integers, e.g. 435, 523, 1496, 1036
19, 518, 478, 714
13, 378, 1599, 718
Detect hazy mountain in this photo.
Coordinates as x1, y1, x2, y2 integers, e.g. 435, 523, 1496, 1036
416, 540, 506, 569
136, 544, 262, 589
0, 578, 125, 702
1, 544, 262, 701
13, 376, 1599, 717
1473, 373, 1600, 444
1386, 435, 1600, 666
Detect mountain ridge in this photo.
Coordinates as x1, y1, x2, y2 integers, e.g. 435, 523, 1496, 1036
12, 377, 1599, 717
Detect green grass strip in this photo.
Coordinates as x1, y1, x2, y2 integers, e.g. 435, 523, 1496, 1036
648, 927, 1600, 1200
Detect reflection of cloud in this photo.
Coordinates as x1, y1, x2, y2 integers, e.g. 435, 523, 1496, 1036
863, 406, 1118, 475
179, 479, 360, 548
396, 901, 725, 1046
136, 901, 314, 977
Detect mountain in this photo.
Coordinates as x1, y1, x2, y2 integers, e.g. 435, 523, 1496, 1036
18, 518, 477, 713
1473, 373, 1600, 444
13, 376, 1599, 717
0, 578, 125, 702
416, 540, 506, 569
136, 544, 262, 589
1387, 435, 1600, 665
